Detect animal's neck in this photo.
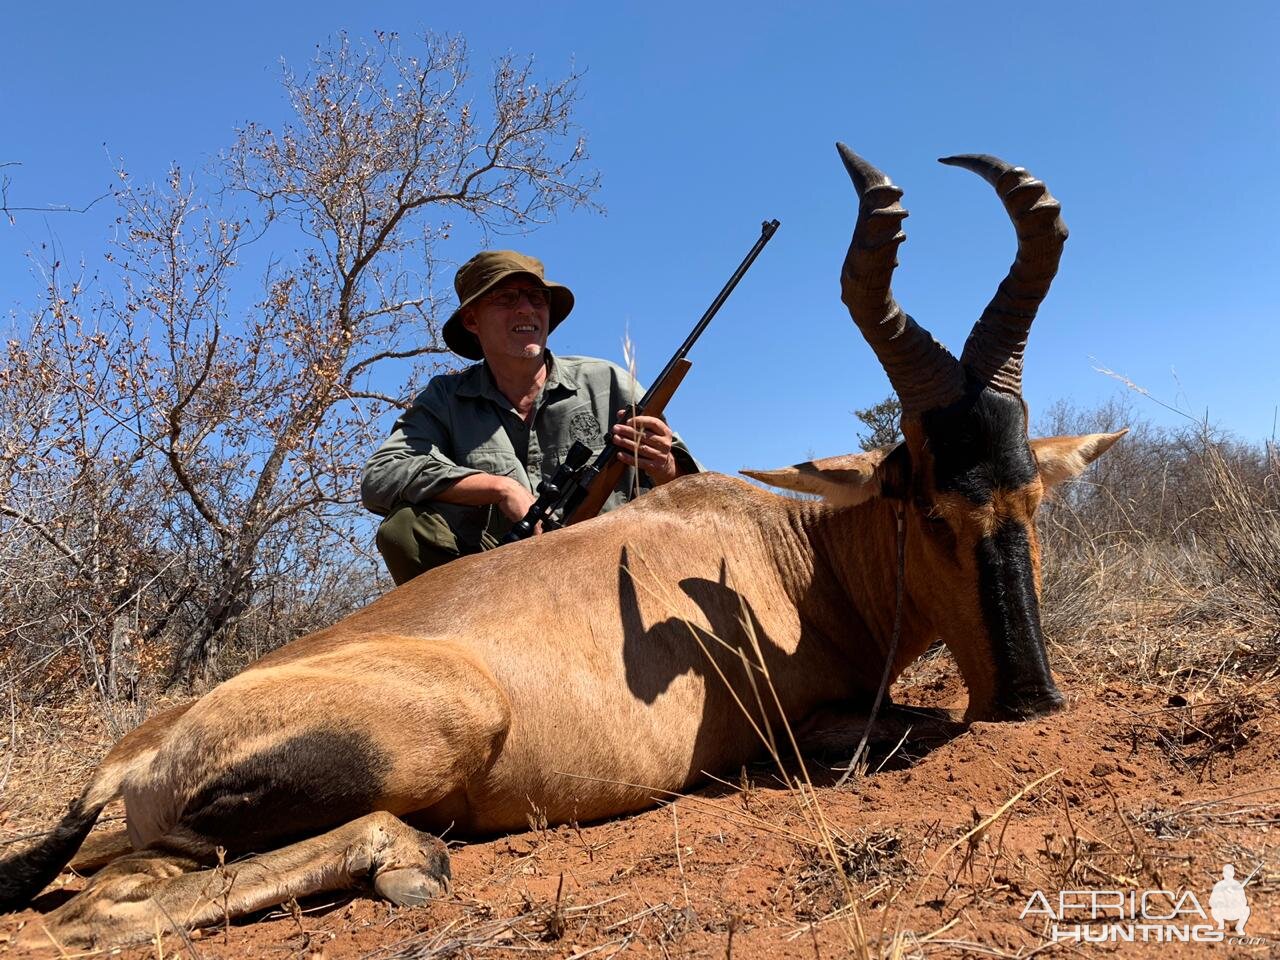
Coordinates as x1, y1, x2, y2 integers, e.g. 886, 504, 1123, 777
788, 498, 931, 694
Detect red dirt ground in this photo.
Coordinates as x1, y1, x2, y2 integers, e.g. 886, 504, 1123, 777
2, 662, 1278, 959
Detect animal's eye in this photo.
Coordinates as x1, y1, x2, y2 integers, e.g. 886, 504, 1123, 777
917, 502, 949, 530
915, 504, 957, 548
925, 513, 949, 529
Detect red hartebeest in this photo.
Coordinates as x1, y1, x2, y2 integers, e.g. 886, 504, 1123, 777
1, 146, 1122, 950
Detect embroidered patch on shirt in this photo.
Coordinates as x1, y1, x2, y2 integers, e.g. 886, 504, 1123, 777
569, 410, 604, 447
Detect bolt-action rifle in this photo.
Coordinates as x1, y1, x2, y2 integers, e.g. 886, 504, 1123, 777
504, 218, 780, 543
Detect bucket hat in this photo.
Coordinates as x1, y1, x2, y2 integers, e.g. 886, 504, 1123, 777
442, 250, 575, 360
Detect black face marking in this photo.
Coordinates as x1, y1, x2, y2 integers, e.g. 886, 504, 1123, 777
920, 388, 1037, 504
975, 521, 1061, 718
179, 729, 391, 856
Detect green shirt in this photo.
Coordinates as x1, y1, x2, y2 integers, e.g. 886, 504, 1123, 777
360, 353, 699, 536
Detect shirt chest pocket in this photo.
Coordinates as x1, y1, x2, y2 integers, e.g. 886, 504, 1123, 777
466, 442, 522, 478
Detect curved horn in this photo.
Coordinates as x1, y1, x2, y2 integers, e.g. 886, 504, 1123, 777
939, 154, 1068, 397
838, 144, 965, 415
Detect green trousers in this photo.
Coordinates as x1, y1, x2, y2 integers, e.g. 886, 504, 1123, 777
375, 503, 507, 586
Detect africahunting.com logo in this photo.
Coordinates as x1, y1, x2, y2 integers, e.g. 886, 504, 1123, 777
1020, 864, 1265, 945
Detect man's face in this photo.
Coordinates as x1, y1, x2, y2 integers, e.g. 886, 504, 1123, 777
462, 276, 552, 362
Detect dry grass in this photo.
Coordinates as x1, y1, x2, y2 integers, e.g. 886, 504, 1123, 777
1037, 399, 1280, 690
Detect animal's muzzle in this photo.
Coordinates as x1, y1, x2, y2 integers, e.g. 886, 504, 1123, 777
975, 521, 1062, 722
991, 684, 1065, 721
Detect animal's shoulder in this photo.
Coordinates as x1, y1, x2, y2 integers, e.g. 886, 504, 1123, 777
631, 471, 793, 516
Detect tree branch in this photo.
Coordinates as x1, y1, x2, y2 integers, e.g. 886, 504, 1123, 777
0, 504, 82, 568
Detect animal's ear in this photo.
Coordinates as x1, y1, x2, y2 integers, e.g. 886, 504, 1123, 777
741, 445, 904, 506
1030, 429, 1128, 490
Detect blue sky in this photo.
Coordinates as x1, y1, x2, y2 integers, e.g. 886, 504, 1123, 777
3, 2, 1277, 474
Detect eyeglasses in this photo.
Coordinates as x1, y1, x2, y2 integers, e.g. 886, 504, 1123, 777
484, 287, 550, 309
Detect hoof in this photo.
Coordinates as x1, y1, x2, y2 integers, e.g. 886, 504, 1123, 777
367, 816, 452, 908
373, 864, 449, 906
13, 919, 81, 953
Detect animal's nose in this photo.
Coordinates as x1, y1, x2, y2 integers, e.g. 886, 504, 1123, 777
992, 685, 1064, 721
1027, 687, 1065, 715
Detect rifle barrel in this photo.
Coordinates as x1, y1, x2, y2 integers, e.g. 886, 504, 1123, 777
637, 219, 780, 410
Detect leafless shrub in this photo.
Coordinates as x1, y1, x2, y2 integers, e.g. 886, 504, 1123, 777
0, 31, 600, 702
1035, 396, 1279, 682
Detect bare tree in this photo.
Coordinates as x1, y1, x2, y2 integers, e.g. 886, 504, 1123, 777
0, 31, 600, 696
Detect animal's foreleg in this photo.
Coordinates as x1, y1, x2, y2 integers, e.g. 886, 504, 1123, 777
797, 703, 964, 762
68, 826, 134, 876
17, 811, 449, 951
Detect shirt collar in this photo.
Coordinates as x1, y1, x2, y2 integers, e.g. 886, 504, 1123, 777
455, 350, 580, 403
541, 351, 581, 394
454, 361, 493, 400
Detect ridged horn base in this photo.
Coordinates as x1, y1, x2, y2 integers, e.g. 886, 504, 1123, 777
837, 143, 965, 415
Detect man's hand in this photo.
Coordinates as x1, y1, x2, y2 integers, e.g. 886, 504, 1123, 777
613, 411, 681, 485
494, 476, 538, 525
438, 473, 540, 532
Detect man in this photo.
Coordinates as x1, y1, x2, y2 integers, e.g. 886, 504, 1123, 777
1209, 864, 1250, 935
362, 250, 699, 584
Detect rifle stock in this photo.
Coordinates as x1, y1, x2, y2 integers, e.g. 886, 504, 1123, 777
564, 358, 691, 526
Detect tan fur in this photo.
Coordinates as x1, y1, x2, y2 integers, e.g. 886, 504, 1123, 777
13, 431, 1120, 949
67, 829, 132, 875
18, 812, 447, 952
741, 448, 890, 506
